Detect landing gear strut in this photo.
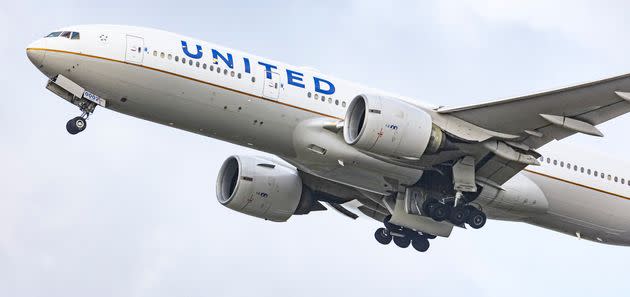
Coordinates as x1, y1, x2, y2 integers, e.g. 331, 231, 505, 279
374, 216, 435, 253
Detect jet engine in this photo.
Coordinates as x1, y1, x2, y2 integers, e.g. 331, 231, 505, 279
343, 94, 447, 159
216, 155, 315, 222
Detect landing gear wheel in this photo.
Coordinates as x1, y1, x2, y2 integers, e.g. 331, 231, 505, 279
449, 206, 467, 225
411, 238, 430, 252
66, 117, 87, 135
467, 210, 487, 229
393, 236, 411, 248
429, 204, 449, 222
374, 228, 392, 245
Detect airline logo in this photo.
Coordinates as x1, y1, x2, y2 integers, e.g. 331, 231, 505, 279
181, 40, 336, 95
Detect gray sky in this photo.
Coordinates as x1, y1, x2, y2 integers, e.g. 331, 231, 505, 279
3, 1, 630, 296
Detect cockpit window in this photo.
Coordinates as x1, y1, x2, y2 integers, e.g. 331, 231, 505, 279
44, 31, 80, 40
45, 31, 62, 38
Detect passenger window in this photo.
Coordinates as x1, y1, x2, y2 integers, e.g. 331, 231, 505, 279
251, 77, 256, 83
203, 63, 207, 69
224, 69, 228, 75
168, 54, 172, 60
315, 94, 319, 100
307, 92, 312, 98
573, 165, 578, 171
175, 56, 179, 62
546, 158, 551, 163
342, 101, 347, 107
210, 65, 214, 71
217, 67, 221, 73
189, 60, 193, 66
622, 178, 626, 184
182, 57, 187, 64
601, 173, 605, 179
195, 61, 199, 67
153, 51, 158, 57
553, 160, 557, 165
321, 96, 326, 102
560, 161, 564, 167
71, 32, 80, 40
335, 99, 339, 105
615, 176, 619, 182
588, 169, 592, 175
231, 71, 235, 77
237, 73, 242, 79
580, 167, 584, 173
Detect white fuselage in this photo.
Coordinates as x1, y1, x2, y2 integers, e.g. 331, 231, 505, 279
26, 25, 630, 246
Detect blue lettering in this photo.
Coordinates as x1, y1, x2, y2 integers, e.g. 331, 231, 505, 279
258, 62, 277, 79
212, 49, 234, 68
286, 69, 305, 88
243, 57, 251, 74
314, 77, 335, 95
181, 40, 203, 59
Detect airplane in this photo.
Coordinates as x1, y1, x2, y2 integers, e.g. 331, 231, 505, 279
26, 25, 630, 252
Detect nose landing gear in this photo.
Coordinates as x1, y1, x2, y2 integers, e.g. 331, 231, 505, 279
66, 115, 88, 135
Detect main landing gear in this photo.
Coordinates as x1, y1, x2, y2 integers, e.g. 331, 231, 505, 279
422, 198, 487, 229
374, 216, 436, 253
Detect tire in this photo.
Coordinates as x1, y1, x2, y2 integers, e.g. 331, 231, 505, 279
411, 238, 430, 252
393, 236, 411, 248
467, 210, 487, 229
66, 120, 79, 135
374, 228, 392, 245
430, 204, 449, 222
463, 205, 476, 220
449, 206, 467, 225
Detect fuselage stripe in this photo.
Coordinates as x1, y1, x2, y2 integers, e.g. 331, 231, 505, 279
524, 169, 630, 200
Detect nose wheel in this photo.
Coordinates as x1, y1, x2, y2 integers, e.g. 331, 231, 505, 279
66, 116, 88, 135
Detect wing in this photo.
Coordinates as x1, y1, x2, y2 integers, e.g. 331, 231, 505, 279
438, 73, 630, 149
437, 73, 630, 186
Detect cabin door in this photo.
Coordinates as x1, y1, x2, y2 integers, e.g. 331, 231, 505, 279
125, 35, 144, 64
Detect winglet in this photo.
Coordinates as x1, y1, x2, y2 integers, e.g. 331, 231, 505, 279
540, 114, 603, 137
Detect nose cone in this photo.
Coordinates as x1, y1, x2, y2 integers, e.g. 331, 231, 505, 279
26, 38, 47, 66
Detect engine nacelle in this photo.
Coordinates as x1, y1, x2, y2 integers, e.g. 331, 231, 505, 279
343, 94, 445, 159
216, 155, 310, 222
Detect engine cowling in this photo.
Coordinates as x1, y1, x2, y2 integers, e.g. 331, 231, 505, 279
343, 94, 446, 159
216, 155, 312, 222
